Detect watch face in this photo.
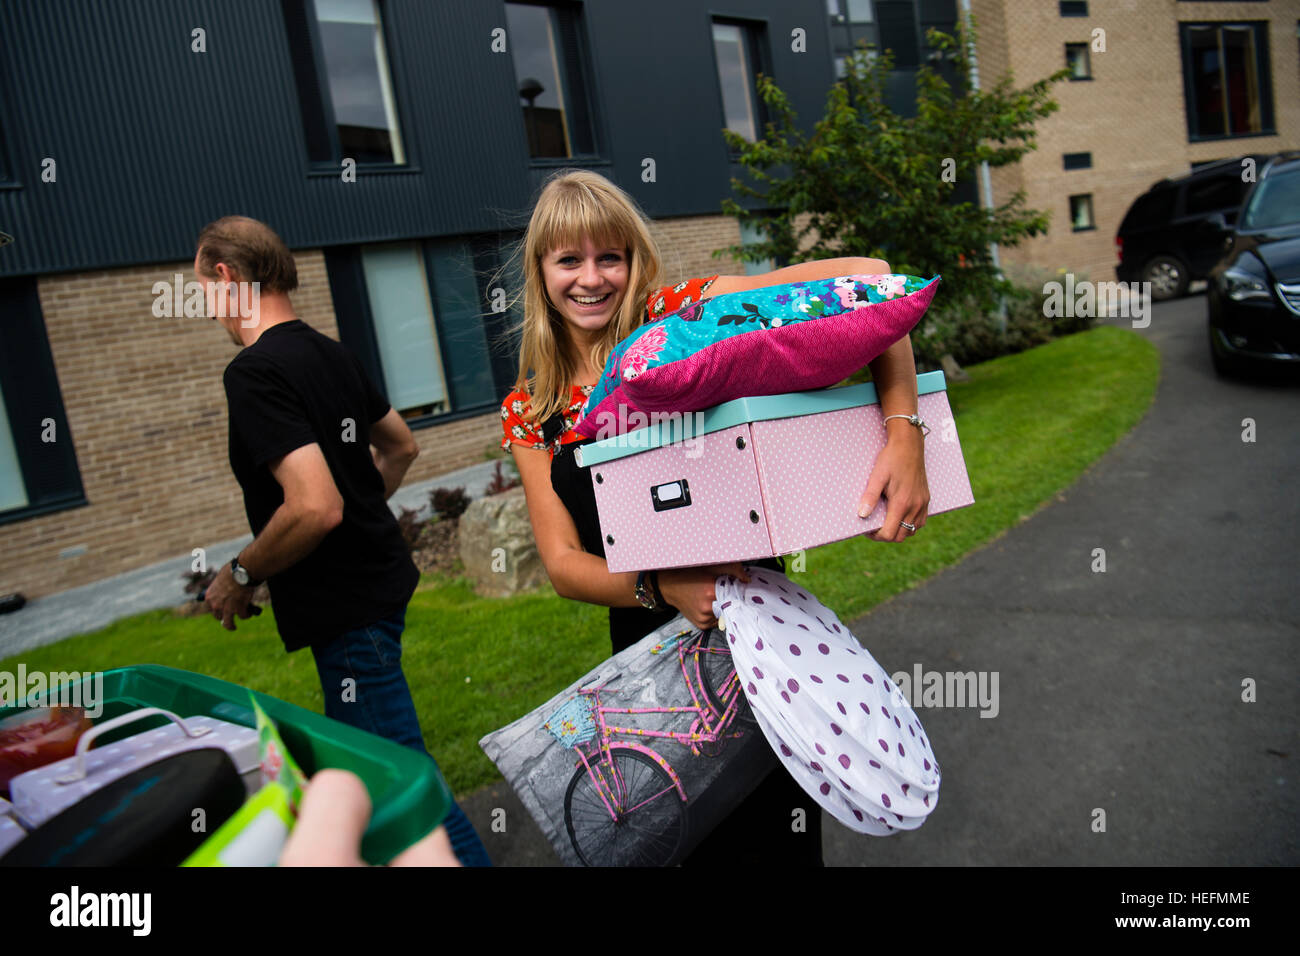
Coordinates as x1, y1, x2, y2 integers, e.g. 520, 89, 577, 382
232, 563, 250, 586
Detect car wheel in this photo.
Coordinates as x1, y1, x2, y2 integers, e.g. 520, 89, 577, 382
1142, 255, 1189, 301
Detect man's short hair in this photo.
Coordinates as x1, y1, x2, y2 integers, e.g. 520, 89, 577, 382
196, 216, 298, 293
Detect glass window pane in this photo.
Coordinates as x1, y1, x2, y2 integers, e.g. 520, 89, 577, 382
846, 0, 874, 23
313, 0, 404, 163
0, 382, 28, 512
361, 245, 448, 416
713, 22, 757, 143
1222, 26, 1261, 134
507, 3, 574, 158
1070, 195, 1094, 230
1188, 25, 1226, 137
739, 221, 775, 276
1066, 43, 1089, 79
427, 241, 497, 409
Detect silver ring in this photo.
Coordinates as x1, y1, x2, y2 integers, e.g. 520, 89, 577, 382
900, 521, 917, 533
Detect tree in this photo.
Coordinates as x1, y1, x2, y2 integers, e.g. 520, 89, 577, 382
720, 21, 1070, 316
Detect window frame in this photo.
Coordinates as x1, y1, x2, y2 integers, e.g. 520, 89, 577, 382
0, 277, 87, 527
1069, 194, 1096, 233
506, 0, 604, 167
709, 15, 772, 160
283, 0, 418, 175
1179, 20, 1276, 143
1065, 42, 1092, 80
326, 236, 516, 432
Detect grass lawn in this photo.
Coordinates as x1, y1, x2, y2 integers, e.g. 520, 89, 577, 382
1, 325, 1159, 797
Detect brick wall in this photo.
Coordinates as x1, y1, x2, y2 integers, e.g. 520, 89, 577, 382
973, 0, 1300, 283
647, 214, 746, 283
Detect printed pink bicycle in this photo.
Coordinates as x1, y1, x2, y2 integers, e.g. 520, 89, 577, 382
545, 627, 757, 866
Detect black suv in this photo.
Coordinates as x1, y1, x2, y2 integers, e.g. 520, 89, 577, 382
1116, 155, 1269, 300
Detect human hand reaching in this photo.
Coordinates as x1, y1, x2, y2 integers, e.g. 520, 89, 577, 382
656, 563, 751, 631
278, 768, 460, 867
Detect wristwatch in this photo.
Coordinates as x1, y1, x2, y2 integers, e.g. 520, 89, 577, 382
635, 571, 662, 611
230, 557, 260, 588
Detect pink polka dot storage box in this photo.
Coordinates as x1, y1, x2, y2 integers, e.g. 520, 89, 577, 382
574, 371, 975, 574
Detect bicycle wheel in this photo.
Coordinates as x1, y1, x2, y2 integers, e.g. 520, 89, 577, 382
698, 627, 758, 730
564, 748, 686, 867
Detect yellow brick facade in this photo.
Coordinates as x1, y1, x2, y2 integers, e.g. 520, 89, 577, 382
971, 0, 1300, 282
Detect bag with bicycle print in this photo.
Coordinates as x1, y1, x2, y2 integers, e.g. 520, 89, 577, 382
480, 614, 778, 866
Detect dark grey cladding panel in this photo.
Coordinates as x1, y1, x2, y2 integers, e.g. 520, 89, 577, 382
0, 0, 833, 278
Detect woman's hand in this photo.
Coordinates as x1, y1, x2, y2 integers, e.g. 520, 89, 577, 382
656, 563, 751, 631
859, 422, 930, 542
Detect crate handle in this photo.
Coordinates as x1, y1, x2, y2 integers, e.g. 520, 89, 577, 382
55, 707, 212, 785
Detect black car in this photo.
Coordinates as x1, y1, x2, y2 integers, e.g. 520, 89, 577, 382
1206, 154, 1300, 376
1116, 155, 1269, 301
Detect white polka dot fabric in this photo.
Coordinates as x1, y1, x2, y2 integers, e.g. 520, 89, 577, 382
714, 567, 940, 834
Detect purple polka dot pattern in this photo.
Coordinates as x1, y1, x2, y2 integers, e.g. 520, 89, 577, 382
718, 567, 940, 835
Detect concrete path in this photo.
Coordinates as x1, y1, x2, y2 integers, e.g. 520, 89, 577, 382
463, 295, 1299, 866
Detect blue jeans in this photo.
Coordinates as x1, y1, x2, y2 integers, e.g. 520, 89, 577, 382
310, 608, 491, 867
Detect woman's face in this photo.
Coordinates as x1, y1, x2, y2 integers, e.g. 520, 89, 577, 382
541, 236, 629, 341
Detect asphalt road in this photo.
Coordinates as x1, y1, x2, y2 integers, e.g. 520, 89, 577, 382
464, 295, 1299, 866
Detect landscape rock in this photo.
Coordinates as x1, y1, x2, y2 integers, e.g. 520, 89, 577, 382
458, 486, 546, 597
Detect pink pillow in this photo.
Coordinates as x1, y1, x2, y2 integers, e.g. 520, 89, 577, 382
576, 273, 939, 438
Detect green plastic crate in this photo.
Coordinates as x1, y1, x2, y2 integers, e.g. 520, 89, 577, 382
0, 664, 451, 865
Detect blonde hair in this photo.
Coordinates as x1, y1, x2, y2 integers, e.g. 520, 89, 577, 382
513, 169, 663, 425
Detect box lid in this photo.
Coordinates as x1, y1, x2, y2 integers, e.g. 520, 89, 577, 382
575, 370, 949, 467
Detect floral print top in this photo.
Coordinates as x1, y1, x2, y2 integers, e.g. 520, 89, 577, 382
501, 276, 721, 455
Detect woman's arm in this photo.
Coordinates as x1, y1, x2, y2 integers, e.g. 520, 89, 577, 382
510, 445, 747, 629
511, 444, 640, 607
706, 256, 892, 297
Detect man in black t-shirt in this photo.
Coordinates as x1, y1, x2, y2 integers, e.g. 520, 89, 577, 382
196, 216, 488, 866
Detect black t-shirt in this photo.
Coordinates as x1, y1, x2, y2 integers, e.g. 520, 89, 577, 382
223, 320, 419, 651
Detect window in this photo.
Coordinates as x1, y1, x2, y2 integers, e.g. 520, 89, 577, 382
1180, 22, 1274, 141
1063, 152, 1092, 170
506, 2, 596, 160
712, 20, 766, 145
284, 0, 406, 166
826, 0, 874, 23
738, 220, 775, 276
1069, 194, 1095, 232
1065, 43, 1091, 80
1060, 1, 1088, 17
0, 381, 26, 512
352, 241, 498, 421
0, 278, 86, 525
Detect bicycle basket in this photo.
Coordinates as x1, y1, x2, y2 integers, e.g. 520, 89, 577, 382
543, 695, 597, 749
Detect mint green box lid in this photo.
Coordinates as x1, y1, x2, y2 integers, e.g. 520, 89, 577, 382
575, 370, 948, 467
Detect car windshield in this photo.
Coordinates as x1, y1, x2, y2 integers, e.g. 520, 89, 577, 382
1241, 166, 1300, 230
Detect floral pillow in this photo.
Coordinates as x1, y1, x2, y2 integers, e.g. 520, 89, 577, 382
575, 273, 939, 438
